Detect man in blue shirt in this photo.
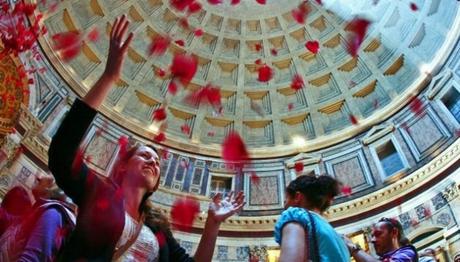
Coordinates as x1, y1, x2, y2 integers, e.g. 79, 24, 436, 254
345, 217, 418, 262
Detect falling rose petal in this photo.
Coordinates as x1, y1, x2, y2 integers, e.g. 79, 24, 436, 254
409, 97, 423, 116
255, 59, 262, 65
257, 65, 273, 82
291, 74, 304, 90
156, 68, 166, 77
179, 17, 189, 29
208, 0, 223, 5
160, 148, 170, 160
305, 40, 319, 54
288, 103, 294, 111
154, 132, 166, 143
255, 43, 263, 52
52, 31, 82, 51
71, 149, 85, 177
341, 185, 352, 196
118, 136, 129, 158
231, 0, 241, 5
221, 132, 249, 170
207, 131, 215, 137
170, 196, 200, 232
349, 114, 358, 125
155, 232, 167, 248
250, 172, 260, 185
175, 39, 185, 47
270, 48, 278, 56
170, 0, 195, 11
291, 1, 310, 24
423, 206, 431, 217
294, 162, 304, 173
181, 124, 191, 135
60, 46, 81, 61
255, 0, 266, 4
184, 83, 222, 108
345, 17, 371, 57
194, 28, 204, 37
187, 1, 202, 13
170, 54, 198, 85
87, 28, 100, 42
149, 35, 171, 56
153, 107, 167, 121
410, 2, 418, 11
168, 81, 178, 95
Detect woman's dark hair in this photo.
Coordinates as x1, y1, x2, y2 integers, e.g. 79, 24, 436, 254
286, 174, 340, 212
1, 186, 33, 216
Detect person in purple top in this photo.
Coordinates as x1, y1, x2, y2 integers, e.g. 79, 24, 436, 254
345, 218, 418, 262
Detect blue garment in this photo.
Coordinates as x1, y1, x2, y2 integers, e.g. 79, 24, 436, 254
275, 207, 350, 262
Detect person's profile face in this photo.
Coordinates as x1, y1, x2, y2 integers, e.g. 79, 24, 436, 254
371, 222, 394, 256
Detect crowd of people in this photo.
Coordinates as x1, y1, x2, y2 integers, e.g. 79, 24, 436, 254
0, 15, 457, 261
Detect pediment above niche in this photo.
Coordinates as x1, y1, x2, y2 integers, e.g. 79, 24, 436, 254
361, 124, 395, 145
427, 70, 453, 100
285, 152, 322, 167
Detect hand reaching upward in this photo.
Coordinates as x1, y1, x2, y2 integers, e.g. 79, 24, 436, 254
84, 15, 134, 109
104, 15, 134, 81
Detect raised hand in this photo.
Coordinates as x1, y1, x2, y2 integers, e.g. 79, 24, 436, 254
84, 15, 134, 109
103, 15, 133, 81
208, 191, 245, 224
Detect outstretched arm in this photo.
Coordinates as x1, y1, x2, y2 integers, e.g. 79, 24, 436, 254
343, 236, 380, 262
48, 16, 133, 204
84, 15, 133, 110
193, 192, 245, 262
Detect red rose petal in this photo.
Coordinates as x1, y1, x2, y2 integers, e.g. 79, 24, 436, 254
341, 185, 352, 196
155, 232, 167, 248
179, 17, 189, 29
71, 149, 85, 177
231, 0, 241, 5
154, 132, 166, 143
409, 97, 423, 116
349, 114, 358, 125
410, 2, 418, 11
118, 136, 129, 158
175, 39, 185, 47
153, 107, 167, 121
184, 83, 221, 108
222, 132, 249, 170
257, 65, 273, 82
149, 35, 171, 56
87, 28, 100, 42
270, 48, 278, 56
187, 1, 202, 13
305, 40, 319, 54
255, 0, 266, 5
346, 17, 371, 57
156, 68, 166, 77
291, 74, 304, 90
194, 28, 204, 37
170, 0, 195, 11
294, 162, 304, 173
208, 0, 223, 5
291, 2, 309, 24
250, 171, 260, 185
207, 131, 215, 137
181, 124, 191, 135
170, 54, 198, 85
288, 103, 294, 111
168, 81, 178, 95
170, 196, 200, 232
255, 59, 262, 65
255, 43, 263, 52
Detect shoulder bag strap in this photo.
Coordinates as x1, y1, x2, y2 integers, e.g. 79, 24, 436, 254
307, 211, 320, 262
112, 214, 145, 260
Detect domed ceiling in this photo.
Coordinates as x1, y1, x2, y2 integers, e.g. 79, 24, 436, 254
38, 0, 460, 157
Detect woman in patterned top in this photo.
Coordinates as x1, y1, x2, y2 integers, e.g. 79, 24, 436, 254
48, 15, 245, 262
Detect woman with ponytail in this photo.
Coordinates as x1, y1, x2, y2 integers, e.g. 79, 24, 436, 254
274, 174, 350, 262
48, 15, 244, 261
